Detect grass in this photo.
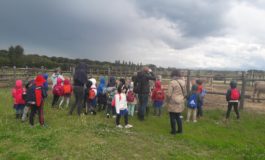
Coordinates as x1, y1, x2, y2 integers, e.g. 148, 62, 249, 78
0, 88, 265, 160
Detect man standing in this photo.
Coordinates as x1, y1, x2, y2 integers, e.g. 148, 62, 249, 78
134, 67, 156, 121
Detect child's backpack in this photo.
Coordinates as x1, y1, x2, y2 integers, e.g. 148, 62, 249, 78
155, 90, 165, 101
53, 85, 63, 96
88, 89, 96, 100
25, 83, 36, 105
230, 88, 240, 100
63, 85, 72, 94
127, 90, 135, 102
187, 93, 198, 109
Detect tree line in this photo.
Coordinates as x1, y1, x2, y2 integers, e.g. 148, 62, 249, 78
0, 45, 162, 71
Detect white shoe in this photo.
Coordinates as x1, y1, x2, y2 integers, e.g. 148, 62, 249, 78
112, 115, 116, 118
125, 124, 133, 129
193, 120, 197, 123
116, 125, 123, 128
180, 116, 183, 119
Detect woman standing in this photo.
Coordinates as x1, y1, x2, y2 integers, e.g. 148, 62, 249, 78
167, 70, 187, 135
69, 63, 88, 116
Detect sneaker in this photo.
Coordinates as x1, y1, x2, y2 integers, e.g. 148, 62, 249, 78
193, 120, 197, 123
106, 114, 110, 118
180, 115, 183, 119
116, 124, 123, 128
112, 115, 116, 118
125, 124, 133, 129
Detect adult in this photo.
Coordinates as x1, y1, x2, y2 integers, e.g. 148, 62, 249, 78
167, 69, 187, 135
51, 69, 64, 89
134, 67, 156, 121
69, 63, 88, 116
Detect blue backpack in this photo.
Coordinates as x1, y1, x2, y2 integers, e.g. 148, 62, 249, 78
187, 93, 198, 109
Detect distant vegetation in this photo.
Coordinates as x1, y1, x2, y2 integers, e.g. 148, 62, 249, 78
0, 45, 161, 71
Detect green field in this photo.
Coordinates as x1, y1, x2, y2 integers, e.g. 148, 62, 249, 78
0, 88, 265, 160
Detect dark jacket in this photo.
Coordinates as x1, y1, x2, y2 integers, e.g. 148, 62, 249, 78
74, 63, 88, 86
134, 71, 156, 94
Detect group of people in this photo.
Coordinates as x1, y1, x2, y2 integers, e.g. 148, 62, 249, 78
11, 63, 241, 134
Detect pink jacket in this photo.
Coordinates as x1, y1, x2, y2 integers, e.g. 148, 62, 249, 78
12, 80, 26, 105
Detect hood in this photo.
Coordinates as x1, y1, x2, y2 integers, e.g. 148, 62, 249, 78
129, 82, 134, 89
155, 81, 161, 89
57, 78, 63, 84
108, 76, 116, 87
89, 78, 97, 86
35, 75, 45, 86
230, 80, 237, 88
119, 78, 126, 85
99, 77, 105, 85
15, 80, 23, 89
64, 78, 70, 85
42, 73, 49, 80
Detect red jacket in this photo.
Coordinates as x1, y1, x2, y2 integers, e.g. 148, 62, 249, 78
35, 75, 46, 107
12, 80, 26, 105
53, 78, 64, 96
151, 81, 165, 101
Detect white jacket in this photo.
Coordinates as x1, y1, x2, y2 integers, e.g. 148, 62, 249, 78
114, 93, 127, 114
89, 78, 97, 95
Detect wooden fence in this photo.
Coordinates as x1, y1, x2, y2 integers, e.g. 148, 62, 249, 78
1, 66, 265, 109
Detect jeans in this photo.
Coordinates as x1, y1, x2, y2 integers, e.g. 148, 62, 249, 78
226, 102, 240, 119
29, 105, 44, 126
138, 94, 149, 120
69, 86, 84, 116
197, 98, 204, 117
128, 104, 135, 116
169, 112, 182, 134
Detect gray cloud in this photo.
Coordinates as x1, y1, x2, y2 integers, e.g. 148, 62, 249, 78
0, 0, 265, 70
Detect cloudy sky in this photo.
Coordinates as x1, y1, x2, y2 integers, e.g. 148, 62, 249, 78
1, 0, 265, 70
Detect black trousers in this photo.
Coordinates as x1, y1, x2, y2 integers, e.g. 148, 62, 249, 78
116, 113, 128, 125
106, 104, 116, 115
226, 102, 240, 119
69, 86, 84, 116
52, 95, 60, 107
169, 112, 182, 134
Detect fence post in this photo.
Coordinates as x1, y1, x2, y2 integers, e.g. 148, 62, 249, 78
13, 66, 16, 83
240, 72, 246, 110
186, 70, 191, 95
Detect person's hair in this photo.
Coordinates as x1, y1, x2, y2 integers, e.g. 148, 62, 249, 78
171, 69, 181, 77
117, 84, 123, 94
196, 79, 203, 85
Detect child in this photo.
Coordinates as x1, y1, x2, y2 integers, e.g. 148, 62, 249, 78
22, 79, 34, 122
151, 81, 165, 116
226, 80, 240, 119
12, 80, 26, 119
127, 82, 137, 116
114, 85, 133, 128
52, 78, 64, 107
42, 73, 49, 93
29, 75, 47, 127
87, 78, 97, 115
97, 76, 107, 112
196, 79, 205, 118
59, 78, 72, 109
186, 85, 200, 122
106, 76, 117, 118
